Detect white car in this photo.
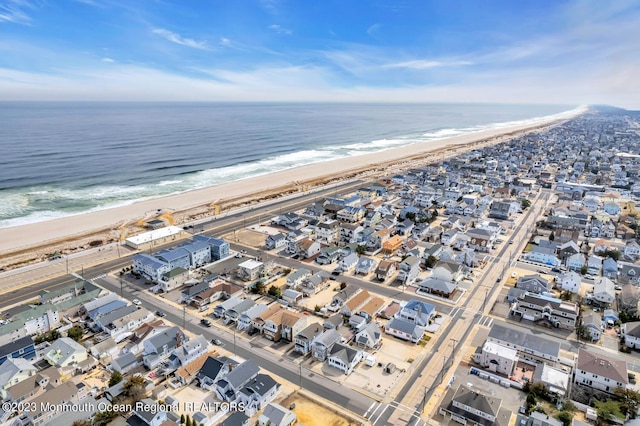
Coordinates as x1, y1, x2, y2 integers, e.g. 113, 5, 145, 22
132, 299, 142, 306
584, 274, 595, 280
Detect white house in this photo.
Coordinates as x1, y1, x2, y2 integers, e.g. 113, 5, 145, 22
620, 322, 640, 349
44, 337, 88, 368
472, 341, 517, 376
593, 277, 616, 305
574, 349, 628, 393
327, 343, 363, 375
558, 271, 581, 293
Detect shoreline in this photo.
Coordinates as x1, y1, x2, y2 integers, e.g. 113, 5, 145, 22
0, 107, 585, 264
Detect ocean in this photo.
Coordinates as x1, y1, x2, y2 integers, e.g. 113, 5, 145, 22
0, 102, 578, 229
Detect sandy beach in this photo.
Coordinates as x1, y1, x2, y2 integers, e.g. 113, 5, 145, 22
0, 107, 585, 264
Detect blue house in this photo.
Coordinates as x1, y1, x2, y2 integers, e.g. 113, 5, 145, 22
193, 235, 231, 260
178, 239, 212, 267
396, 300, 436, 327
0, 336, 36, 365
155, 247, 191, 270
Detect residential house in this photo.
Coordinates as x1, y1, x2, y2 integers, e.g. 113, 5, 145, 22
558, 271, 581, 293
258, 403, 297, 426
265, 233, 287, 250
515, 275, 552, 294
565, 253, 586, 272
296, 238, 322, 259
142, 327, 186, 369
465, 228, 495, 252
396, 300, 435, 326
294, 323, 324, 355
127, 397, 170, 426
487, 323, 560, 364
214, 297, 245, 319
397, 256, 421, 285
431, 259, 465, 282
3, 366, 61, 404
489, 201, 512, 219
263, 310, 306, 342
587, 255, 604, 275
251, 304, 282, 334
192, 235, 231, 260
357, 297, 385, 321
169, 334, 210, 368
300, 271, 330, 296
439, 385, 508, 426
0, 358, 37, 398
593, 277, 615, 305
286, 268, 312, 290
196, 356, 233, 390
311, 329, 342, 361
619, 261, 640, 285
384, 318, 425, 343
215, 358, 260, 401
525, 246, 561, 267
341, 290, 371, 317
532, 364, 570, 397
375, 259, 398, 282
329, 285, 361, 312
618, 284, 639, 314
327, 343, 363, 375
133, 253, 172, 283
95, 305, 155, 342
237, 259, 264, 281
339, 253, 359, 272
355, 257, 377, 275
225, 299, 256, 325
511, 293, 579, 330
336, 206, 365, 223
603, 258, 618, 279
282, 289, 303, 306
44, 337, 87, 368
0, 336, 36, 365
472, 340, 517, 376
354, 323, 382, 350
621, 322, 640, 349
316, 246, 341, 265
315, 220, 340, 244
237, 304, 269, 331
238, 374, 281, 416
339, 223, 364, 244
574, 349, 628, 393
557, 241, 581, 263
581, 311, 603, 341
417, 277, 457, 299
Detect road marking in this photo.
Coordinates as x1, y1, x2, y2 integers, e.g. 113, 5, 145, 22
371, 404, 389, 425
364, 402, 377, 417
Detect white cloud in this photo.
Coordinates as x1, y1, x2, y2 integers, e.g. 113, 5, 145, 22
268, 24, 292, 35
366, 23, 381, 39
0, 0, 33, 25
384, 60, 473, 69
101, 57, 114, 63
152, 28, 208, 50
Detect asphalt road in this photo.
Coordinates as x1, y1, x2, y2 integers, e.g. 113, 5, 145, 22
96, 275, 376, 416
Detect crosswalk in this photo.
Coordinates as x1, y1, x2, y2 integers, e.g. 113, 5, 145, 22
448, 307, 494, 328
364, 401, 427, 426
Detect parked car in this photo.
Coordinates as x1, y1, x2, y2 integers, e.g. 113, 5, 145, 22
212, 338, 222, 345
200, 319, 212, 327
132, 299, 142, 306
155, 310, 166, 317
584, 274, 595, 280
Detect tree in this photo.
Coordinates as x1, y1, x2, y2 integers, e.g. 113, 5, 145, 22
356, 245, 366, 255
614, 386, 640, 419
67, 326, 83, 342
253, 281, 266, 294
123, 376, 147, 401
314, 305, 321, 313
340, 282, 347, 290
424, 255, 438, 269
34, 329, 61, 344
604, 249, 621, 261
555, 411, 573, 426
180, 414, 185, 424
267, 285, 282, 299
521, 199, 532, 210
549, 231, 555, 241
594, 400, 625, 423
93, 410, 118, 426
108, 371, 123, 387
580, 265, 588, 275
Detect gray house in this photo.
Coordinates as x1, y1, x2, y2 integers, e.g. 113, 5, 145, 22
216, 359, 260, 402
311, 329, 342, 361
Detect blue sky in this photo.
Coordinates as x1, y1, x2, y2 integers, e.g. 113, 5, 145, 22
1, 0, 639, 107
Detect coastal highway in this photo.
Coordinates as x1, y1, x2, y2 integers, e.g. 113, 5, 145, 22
0, 179, 365, 309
